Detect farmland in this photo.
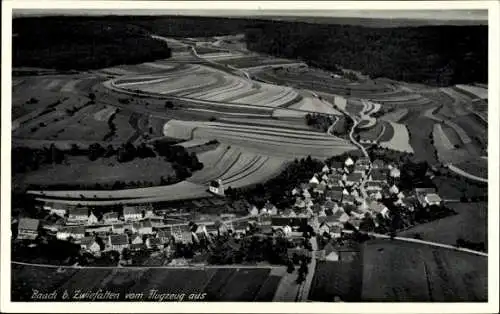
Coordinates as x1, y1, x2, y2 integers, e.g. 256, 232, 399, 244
361, 239, 487, 301
399, 202, 487, 250
111, 63, 305, 109
163, 120, 357, 159
309, 256, 362, 301
14, 156, 176, 190
11, 264, 283, 302
379, 122, 414, 153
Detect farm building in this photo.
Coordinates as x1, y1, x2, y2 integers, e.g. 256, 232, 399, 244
156, 230, 172, 244
371, 159, 385, 169
309, 175, 320, 186
67, 208, 89, 224
112, 223, 125, 234
87, 212, 99, 225
56, 226, 85, 241
344, 157, 354, 167
369, 201, 390, 218
80, 237, 101, 255
103, 212, 120, 224
261, 202, 278, 215
132, 220, 153, 235
355, 157, 371, 169
130, 243, 147, 251
345, 173, 363, 186
322, 165, 330, 173
42, 202, 68, 218
368, 169, 388, 182
422, 193, 443, 207
272, 216, 308, 229
131, 234, 143, 245
108, 234, 129, 251
209, 179, 225, 196
146, 237, 164, 250
123, 206, 143, 221
17, 218, 40, 240
323, 243, 340, 261
342, 194, 356, 205
329, 161, 344, 171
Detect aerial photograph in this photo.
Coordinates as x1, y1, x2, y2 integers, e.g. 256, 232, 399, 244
9, 6, 488, 303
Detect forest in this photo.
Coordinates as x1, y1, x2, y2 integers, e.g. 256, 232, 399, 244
13, 15, 487, 84
12, 16, 172, 70
245, 21, 487, 85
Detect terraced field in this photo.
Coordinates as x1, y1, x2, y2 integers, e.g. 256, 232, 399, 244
111, 63, 304, 109
379, 122, 414, 153
163, 120, 357, 160
432, 123, 471, 165
12, 264, 282, 302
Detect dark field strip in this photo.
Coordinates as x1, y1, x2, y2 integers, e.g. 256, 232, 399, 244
309, 259, 362, 302
357, 122, 384, 142
253, 275, 282, 301
402, 113, 438, 165
377, 121, 395, 142
361, 239, 487, 302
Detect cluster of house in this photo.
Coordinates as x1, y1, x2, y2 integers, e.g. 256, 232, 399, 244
239, 156, 445, 239
14, 157, 445, 262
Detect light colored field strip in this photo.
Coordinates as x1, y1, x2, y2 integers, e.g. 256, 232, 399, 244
447, 164, 488, 183
45, 79, 61, 90
455, 84, 488, 100
379, 121, 414, 153
433, 124, 455, 151
60, 79, 81, 93
185, 108, 270, 117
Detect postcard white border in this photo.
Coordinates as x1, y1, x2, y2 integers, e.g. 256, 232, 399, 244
1, 1, 499, 313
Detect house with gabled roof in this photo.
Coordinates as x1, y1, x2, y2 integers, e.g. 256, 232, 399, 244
17, 218, 40, 240
57, 226, 85, 241
43, 202, 70, 218
329, 160, 344, 171
67, 207, 89, 224
326, 190, 343, 202
156, 230, 172, 244
423, 193, 442, 207
112, 223, 125, 234
132, 220, 153, 235
249, 205, 259, 216
322, 164, 330, 173
291, 187, 300, 196
369, 201, 390, 218
131, 234, 144, 245
369, 168, 388, 182
342, 194, 356, 205
345, 172, 363, 186
87, 212, 99, 225
344, 157, 354, 166
309, 175, 320, 186
371, 159, 385, 169
80, 236, 101, 255
103, 212, 120, 224
123, 206, 143, 221
146, 237, 164, 250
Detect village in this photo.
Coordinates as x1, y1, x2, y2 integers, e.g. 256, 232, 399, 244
13, 152, 447, 268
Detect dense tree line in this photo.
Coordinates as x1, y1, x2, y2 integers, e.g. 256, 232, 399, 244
12, 144, 65, 174
13, 16, 171, 70
245, 22, 487, 86
305, 113, 335, 132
